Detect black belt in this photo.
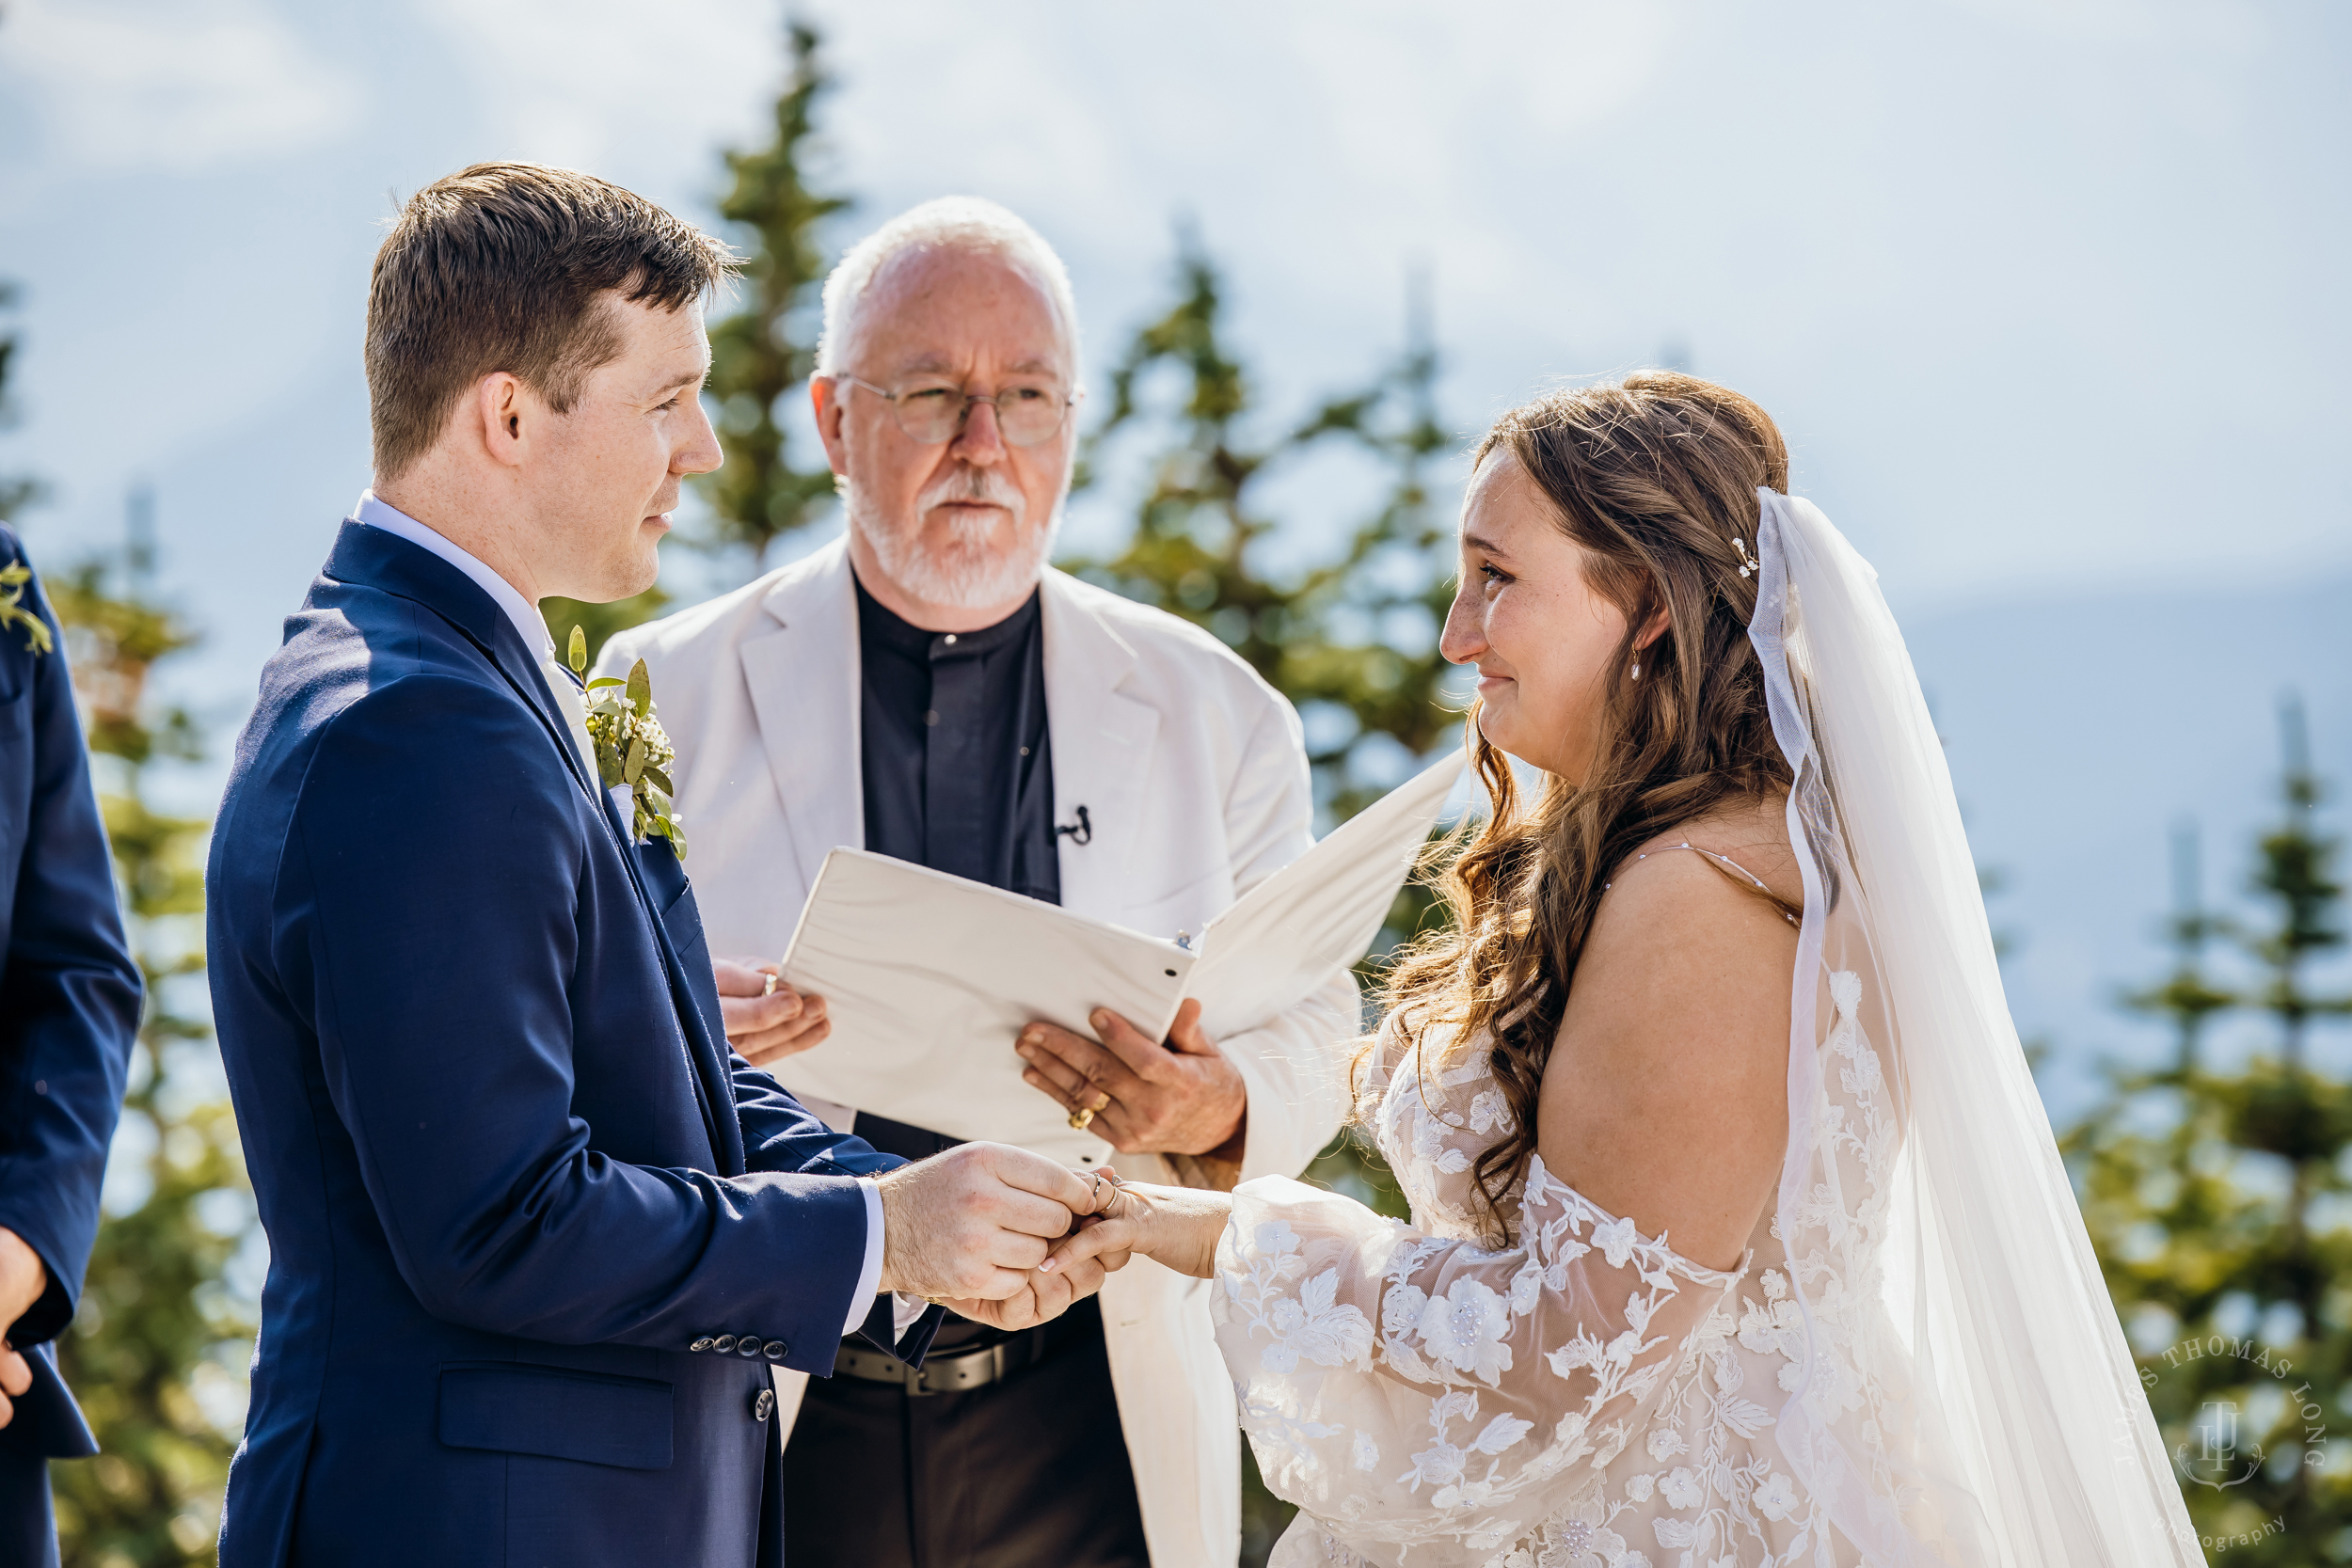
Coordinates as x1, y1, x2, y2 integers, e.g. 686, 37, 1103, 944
834, 1318, 1077, 1397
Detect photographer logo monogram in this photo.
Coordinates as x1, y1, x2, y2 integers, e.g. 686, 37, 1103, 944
2145, 1335, 2328, 1492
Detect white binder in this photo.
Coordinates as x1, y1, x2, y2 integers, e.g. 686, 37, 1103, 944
769, 751, 1466, 1164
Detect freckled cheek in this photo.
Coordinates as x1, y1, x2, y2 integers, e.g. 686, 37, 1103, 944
1492, 601, 1588, 730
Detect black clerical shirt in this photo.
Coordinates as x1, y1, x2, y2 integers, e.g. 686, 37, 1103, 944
854, 573, 1060, 903
851, 572, 1063, 1355
790, 575, 1152, 1567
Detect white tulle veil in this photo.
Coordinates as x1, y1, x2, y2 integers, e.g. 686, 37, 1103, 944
1749, 489, 2200, 1566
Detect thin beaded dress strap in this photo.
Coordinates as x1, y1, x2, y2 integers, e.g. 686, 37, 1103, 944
1603, 842, 1801, 926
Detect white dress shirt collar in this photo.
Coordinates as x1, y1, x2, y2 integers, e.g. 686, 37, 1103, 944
354, 491, 551, 659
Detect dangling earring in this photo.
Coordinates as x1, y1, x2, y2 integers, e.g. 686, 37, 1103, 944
1629, 648, 1642, 680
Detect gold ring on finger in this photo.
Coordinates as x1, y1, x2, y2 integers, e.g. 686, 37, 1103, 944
1068, 1105, 1096, 1131
762, 971, 779, 998
1089, 1090, 1111, 1114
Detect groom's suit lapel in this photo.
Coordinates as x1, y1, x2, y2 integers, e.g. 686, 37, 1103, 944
321, 522, 741, 1173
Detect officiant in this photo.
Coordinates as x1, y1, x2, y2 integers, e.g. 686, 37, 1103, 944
597, 198, 1353, 1568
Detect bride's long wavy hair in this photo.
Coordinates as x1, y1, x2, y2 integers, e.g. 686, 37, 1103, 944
1380, 372, 1795, 1242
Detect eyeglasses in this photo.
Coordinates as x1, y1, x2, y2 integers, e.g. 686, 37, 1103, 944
837, 373, 1081, 449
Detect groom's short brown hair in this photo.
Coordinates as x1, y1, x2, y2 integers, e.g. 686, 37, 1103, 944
366, 162, 738, 483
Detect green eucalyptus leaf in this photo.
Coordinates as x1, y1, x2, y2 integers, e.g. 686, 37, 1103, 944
586, 676, 625, 690
626, 658, 652, 717
567, 624, 588, 673
624, 735, 647, 784
596, 748, 625, 787
643, 766, 675, 795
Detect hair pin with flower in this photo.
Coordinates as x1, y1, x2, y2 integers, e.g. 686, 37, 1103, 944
1731, 535, 1762, 579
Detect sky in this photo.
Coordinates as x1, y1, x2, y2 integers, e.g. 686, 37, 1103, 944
1, 0, 2347, 1110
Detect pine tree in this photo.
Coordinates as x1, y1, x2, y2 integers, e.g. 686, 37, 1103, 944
2066, 697, 2352, 1563
696, 18, 848, 572
45, 526, 253, 1567
1072, 240, 1461, 825
542, 21, 846, 667
1071, 235, 1463, 1564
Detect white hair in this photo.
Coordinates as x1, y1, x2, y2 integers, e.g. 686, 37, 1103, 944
816, 197, 1081, 379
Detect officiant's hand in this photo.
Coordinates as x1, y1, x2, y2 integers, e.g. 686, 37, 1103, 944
713, 957, 829, 1066
1017, 1000, 1248, 1160
875, 1142, 1106, 1303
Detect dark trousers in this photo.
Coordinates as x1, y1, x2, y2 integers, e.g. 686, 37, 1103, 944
781, 1298, 1150, 1568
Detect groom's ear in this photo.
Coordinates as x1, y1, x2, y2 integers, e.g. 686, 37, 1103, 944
473, 372, 535, 469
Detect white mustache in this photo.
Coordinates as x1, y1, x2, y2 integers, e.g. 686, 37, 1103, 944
916, 467, 1026, 526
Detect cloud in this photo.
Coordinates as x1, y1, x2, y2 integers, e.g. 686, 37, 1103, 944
406, 0, 786, 182
1, 0, 359, 171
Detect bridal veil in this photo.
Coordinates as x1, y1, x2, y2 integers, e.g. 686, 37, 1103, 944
1749, 489, 2197, 1564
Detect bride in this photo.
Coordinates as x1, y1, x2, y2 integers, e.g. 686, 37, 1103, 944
1045, 374, 2200, 1566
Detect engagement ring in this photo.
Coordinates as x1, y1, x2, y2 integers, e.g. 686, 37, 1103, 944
761, 971, 779, 998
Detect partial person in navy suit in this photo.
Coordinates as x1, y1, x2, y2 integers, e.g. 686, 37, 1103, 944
0, 525, 142, 1568
206, 164, 1122, 1568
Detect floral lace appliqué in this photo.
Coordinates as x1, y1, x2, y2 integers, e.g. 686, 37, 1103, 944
1214, 966, 1906, 1568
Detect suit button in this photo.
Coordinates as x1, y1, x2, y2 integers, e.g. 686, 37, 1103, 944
691, 1337, 715, 1353
736, 1336, 763, 1357
712, 1335, 738, 1354
762, 1339, 787, 1361
752, 1387, 775, 1422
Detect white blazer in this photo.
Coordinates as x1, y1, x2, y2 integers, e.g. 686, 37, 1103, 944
598, 536, 1355, 1568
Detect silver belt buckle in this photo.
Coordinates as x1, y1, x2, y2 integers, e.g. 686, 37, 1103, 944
910, 1341, 1004, 1396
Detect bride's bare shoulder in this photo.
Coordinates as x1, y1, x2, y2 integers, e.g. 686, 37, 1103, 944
1536, 793, 1797, 1270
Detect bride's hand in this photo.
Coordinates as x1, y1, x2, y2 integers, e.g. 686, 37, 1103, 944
1041, 1180, 1230, 1281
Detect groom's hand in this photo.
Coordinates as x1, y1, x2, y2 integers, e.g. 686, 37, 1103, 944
1017, 999, 1248, 1159
875, 1143, 1098, 1302
941, 1232, 1131, 1332
0, 1227, 46, 1430
713, 957, 829, 1066
935, 1166, 1132, 1330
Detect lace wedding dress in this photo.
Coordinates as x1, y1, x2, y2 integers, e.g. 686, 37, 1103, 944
1210, 492, 2201, 1568
1216, 978, 1906, 1568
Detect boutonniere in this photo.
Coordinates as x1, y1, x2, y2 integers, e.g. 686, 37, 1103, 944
0, 562, 53, 656
567, 625, 687, 861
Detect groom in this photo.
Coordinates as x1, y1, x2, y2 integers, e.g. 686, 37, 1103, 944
207, 163, 1111, 1568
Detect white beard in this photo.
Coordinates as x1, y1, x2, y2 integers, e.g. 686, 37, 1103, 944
845, 465, 1063, 611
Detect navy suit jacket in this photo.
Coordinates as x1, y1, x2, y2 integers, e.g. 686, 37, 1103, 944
0, 527, 139, 1476
208, 522, 936, 1568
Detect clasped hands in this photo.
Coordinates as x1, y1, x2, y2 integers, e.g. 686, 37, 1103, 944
871, 1143, 1233, 1334
871, 1143, 1136, 1330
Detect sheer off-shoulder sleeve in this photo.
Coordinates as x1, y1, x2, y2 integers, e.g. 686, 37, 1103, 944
1212, 1158, 1747, 1566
